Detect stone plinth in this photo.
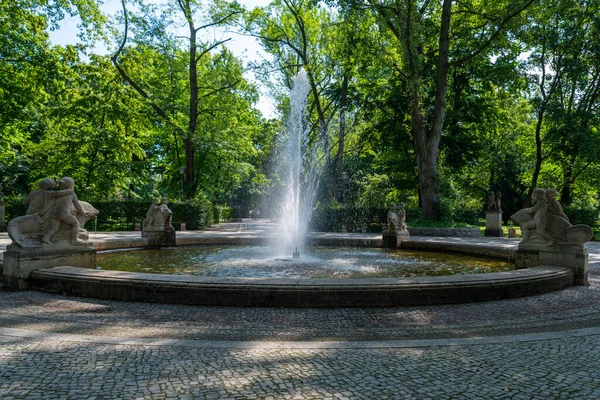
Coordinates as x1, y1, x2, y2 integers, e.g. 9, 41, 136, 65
382, 231, 410, 249
516, 244, 588, 285
142, 229, 176, 247
485, 211, 503, 237
3, 244, 96, 290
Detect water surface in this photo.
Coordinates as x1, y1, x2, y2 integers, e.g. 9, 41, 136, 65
97, 246, 513, 279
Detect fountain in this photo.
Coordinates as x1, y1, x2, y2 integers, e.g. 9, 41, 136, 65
8, 76, 581, 307
277, 68, 321, 258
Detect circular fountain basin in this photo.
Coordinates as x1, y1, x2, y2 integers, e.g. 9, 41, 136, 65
95, 245, 513, 279
29, 242, 575, 307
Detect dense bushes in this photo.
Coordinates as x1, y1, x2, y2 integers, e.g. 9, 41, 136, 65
212, 205, 233, 224
92, 199, 213, 231
3, 194, 233, 231
310, 204, 481, 232
563, 206, 599, 227
310, 205, 424, 232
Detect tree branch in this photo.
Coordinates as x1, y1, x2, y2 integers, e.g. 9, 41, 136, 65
195, 38, 231, 63
451, 0, 535, 67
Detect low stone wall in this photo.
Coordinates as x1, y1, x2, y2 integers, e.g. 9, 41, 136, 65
30, 265, 574, 307
407, 227, 481, 237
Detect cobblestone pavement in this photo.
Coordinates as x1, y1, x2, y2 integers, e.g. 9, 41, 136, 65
2, 225, 600, 398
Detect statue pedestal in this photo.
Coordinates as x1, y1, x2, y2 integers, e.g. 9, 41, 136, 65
516, 244, 588, 285
484, 211, 503, 237
383, 230, 410, 249
3, 244, 96, 290
142, 229, 176, 247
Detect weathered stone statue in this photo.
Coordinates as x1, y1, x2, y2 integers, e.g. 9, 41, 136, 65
7, 177, 98, 247
486, 191, 497, 211
142, 197, 175, 246
511, 189, 592, 247
383, 202, 409, 248
142, 197, 160, 230
159, 198, 174, 230
3, 177, 99, 289
485, 190, 503, 237
510, 188, 593, 285
545, 188, 568, 221
495, 192, 502, 212
142, 197, 174, 231
486, 190, 502, 212
385, 204, 400, 233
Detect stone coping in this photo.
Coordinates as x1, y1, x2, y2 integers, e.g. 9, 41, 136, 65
31, 264, 573, 307
407, 227, 481, 237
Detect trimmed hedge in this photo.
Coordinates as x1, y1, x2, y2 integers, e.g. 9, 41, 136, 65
310, 205, 481, 232
564, 206, 599, 227
93, 200, 213, 231
212, 205, 233, 224
3, 197, 214, 231
310, 206, 423, 233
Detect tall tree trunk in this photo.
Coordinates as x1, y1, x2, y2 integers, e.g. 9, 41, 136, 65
523, 107, 545, 207
335, 73, 349, 202
185, 5, 198, 199
560, 163, 573, 206
412, 0, 451, 219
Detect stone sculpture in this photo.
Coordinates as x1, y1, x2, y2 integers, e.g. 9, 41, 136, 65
383, 202, 409, 249
7, 177, 98, 248
484, 191, 503, 237
142, 197, 175, 246
486, 191, 502, 212
510, 188, 592, 285
510, 189, 592, 247
3, 177, 99, 289
545, 188, 568, 221
142, 197, 174, 231
495, 192, 502, 212
385, 203, 407, 233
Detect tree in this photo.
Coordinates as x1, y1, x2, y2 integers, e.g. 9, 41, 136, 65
347, 0, 535, 218
111, 0, 256, 199
522, 0, 600, 206
27, 51, 154, 199
0, 0, 105, 193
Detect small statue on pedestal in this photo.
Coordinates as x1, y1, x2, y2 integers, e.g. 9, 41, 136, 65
383, 202, 409, 249
142, 197, 175, 246
142, 197, 174, 231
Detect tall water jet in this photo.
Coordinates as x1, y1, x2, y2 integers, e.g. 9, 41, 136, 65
277, 68, 322, 258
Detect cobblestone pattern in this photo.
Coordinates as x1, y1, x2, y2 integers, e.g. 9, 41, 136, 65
2, 277, 600, 342
1, 335, 600, 399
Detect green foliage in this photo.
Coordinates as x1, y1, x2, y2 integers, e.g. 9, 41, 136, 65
3, 196, 28, 221
3, 0, 600, 225
212, 205, 232, 223
310, 202, 479, 232
563, 207, 599, 228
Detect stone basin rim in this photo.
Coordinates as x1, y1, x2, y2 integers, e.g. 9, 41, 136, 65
21, 236, 576, 306
29, 264, 574, 307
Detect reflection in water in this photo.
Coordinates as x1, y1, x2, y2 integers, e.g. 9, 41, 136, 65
97, 246, 513, 279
